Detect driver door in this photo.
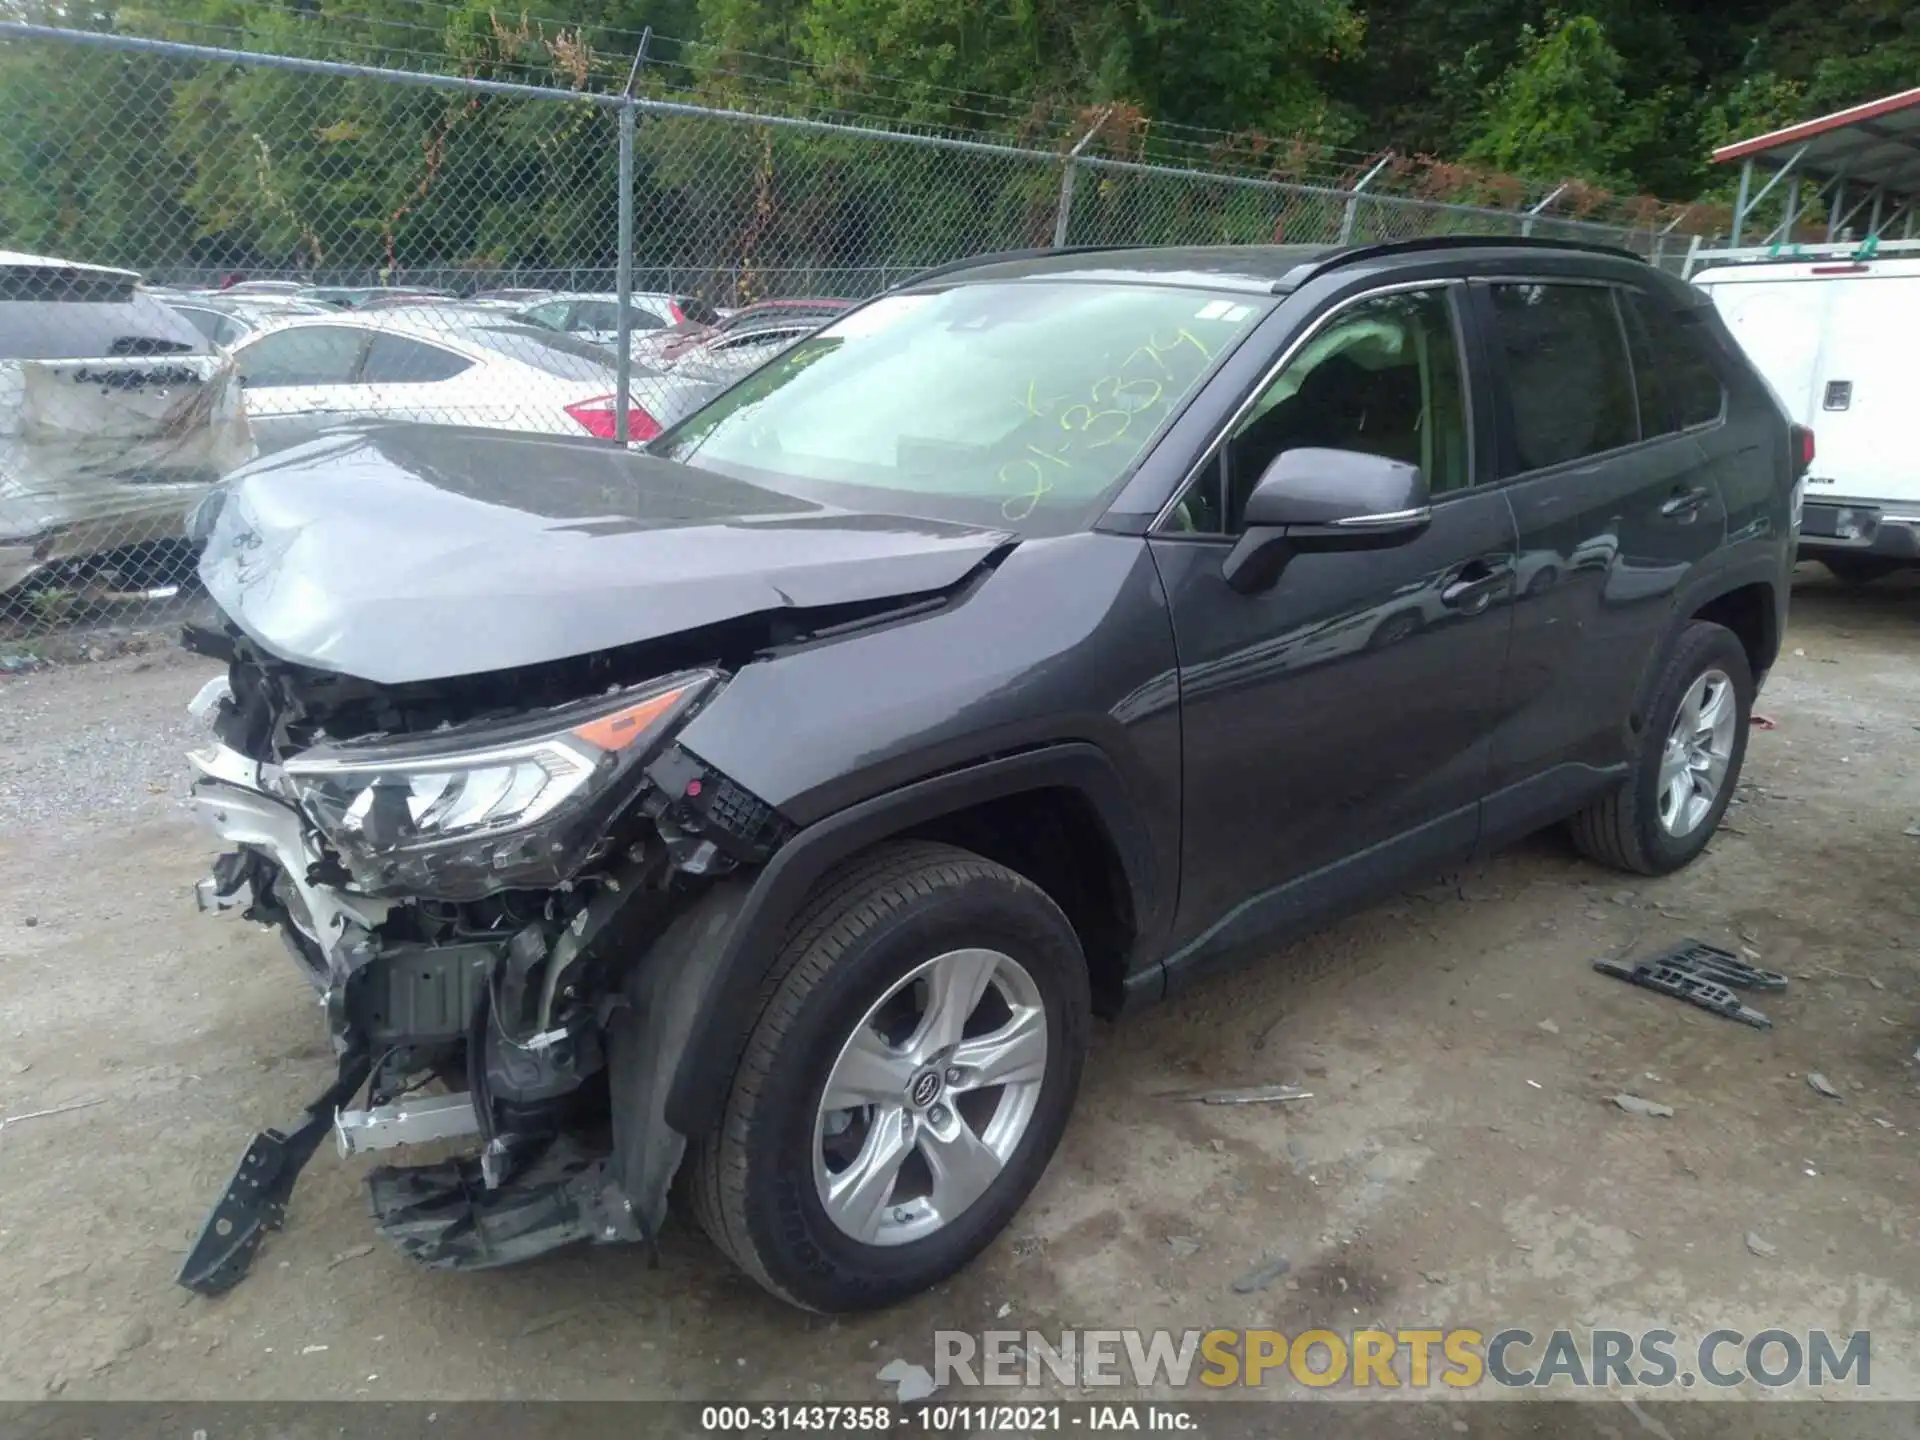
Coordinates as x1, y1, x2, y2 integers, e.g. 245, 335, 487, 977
1146, 282, 1519, 986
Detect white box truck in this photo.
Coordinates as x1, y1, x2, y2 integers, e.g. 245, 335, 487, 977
1692, 255, 1920, 582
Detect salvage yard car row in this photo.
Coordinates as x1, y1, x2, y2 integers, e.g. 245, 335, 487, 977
0, 253, 849, 617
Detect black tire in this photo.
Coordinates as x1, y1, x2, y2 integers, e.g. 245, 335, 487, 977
1569, 620, 1753, 876
681, 840, 1091, 1312
1823, 554, 1902, 585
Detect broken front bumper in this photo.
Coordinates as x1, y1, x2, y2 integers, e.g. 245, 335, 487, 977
182, 738, 652, 1293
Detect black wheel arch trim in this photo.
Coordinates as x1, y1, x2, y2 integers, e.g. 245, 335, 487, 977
663, 742, 1161, 1137
1628, 555, 1781, 734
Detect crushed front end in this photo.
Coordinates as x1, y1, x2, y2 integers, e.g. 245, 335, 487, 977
176, 622, 790, 1294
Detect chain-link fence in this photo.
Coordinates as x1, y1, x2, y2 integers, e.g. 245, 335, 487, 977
0, 19, 1719, 646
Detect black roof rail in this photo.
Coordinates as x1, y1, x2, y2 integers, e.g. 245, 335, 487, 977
1273, 234, 1648, 292
888, 244, 1144, 291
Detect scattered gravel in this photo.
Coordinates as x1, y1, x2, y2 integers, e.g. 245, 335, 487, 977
0, 646, 220, 835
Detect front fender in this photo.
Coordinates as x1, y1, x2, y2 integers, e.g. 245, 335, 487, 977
661, 742, 1158, 1138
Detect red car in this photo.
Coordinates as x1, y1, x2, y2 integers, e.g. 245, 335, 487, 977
638, 298, 853, 368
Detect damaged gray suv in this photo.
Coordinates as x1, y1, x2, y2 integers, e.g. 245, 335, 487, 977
180, 238, 1799, 1311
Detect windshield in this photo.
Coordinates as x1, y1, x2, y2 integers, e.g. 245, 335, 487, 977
655, 281, 1267, 533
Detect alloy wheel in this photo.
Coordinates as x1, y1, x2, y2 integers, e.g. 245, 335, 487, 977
1657, 667, 1737, 837
813, 948, 1048, 1247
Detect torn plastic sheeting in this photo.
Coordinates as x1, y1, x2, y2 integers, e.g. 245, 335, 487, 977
0, 354, 253, 553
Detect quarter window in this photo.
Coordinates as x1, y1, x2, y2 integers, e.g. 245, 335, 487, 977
1488, 283, 1637, 472
1623, 292, 1725, 434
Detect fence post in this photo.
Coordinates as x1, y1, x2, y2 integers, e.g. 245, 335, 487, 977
1338, 153, 1393, 245
614, 105, 636, 443
1521, 184, 1567, 238
613, 27, 650, 445
1053, 110, 1110, 248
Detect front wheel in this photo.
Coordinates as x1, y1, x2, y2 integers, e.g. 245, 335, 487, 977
681, 841, 1091, 1312
1569, 620, 1753, 875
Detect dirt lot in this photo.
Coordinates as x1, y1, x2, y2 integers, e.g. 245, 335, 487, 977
1, 570, 1917, 1410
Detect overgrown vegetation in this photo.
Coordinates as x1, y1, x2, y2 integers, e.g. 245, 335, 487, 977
0, 0, 1910, 282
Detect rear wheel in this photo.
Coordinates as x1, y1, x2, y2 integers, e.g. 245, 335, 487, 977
1569, 621, 1752, 875
682, 841, 1090, 1312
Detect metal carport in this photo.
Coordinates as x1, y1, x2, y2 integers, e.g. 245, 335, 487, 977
1706, 87, 1920, 260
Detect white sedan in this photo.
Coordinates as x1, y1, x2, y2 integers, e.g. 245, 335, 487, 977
230, 310, 710, 455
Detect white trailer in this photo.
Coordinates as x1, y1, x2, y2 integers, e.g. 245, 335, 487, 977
1692, 254, 1920, 580
1687, 86, 1920, 580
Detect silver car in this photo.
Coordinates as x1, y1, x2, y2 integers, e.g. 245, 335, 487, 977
515, 291, 721, 349
164, 295, 335, 349
230, 310, 714, 455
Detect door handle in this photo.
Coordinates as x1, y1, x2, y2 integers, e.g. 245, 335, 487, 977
1660, 486, 1713, 519
1440, 560, 1513, 611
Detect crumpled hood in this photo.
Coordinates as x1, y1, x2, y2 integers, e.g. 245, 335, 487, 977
199, 425, 1012, 683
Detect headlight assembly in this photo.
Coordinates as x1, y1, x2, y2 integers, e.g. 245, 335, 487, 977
283, 669, 718, 898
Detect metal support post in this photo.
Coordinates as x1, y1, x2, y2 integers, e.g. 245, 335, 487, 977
613, 27, 651, 445
1521, 184, 1567, 237
1053, 109, 1111, 248
1731, 159, 1754, 247
1651, 210, 1690, 269
1338, 153, 1394, 245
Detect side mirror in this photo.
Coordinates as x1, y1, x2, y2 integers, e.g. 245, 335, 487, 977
1223, 447, 1432, 594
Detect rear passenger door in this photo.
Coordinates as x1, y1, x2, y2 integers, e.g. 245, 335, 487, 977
1476, 278, 1728, 838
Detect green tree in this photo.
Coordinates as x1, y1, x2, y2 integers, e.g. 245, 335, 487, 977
1463, 14, 1633, 189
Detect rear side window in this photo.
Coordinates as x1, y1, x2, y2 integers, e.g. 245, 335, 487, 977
1488, 283, 1637, 472
519, 300, 572, 330
235, 325, 367, 387
172, 306, 229, 346
0, 291, 207, 360
1623, 293, 1725, 433
465, 325, 618, 381
360, 333, 472, 384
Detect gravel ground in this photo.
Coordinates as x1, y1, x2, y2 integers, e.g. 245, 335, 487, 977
1, 569, 1917, 1417
0, 642, 210, 834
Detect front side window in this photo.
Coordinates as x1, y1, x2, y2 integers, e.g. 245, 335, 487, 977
1169, 288, 1469, 535
234, 325, 366, 387
656, 282, 1268, 534
1488, 283, 1637, 471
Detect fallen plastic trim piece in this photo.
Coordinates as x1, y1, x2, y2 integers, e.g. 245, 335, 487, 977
1593, 939, 1785, 1030
176, 1049, 371, 1296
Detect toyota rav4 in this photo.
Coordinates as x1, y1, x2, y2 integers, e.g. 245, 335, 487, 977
179, 238, 1800, 1311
